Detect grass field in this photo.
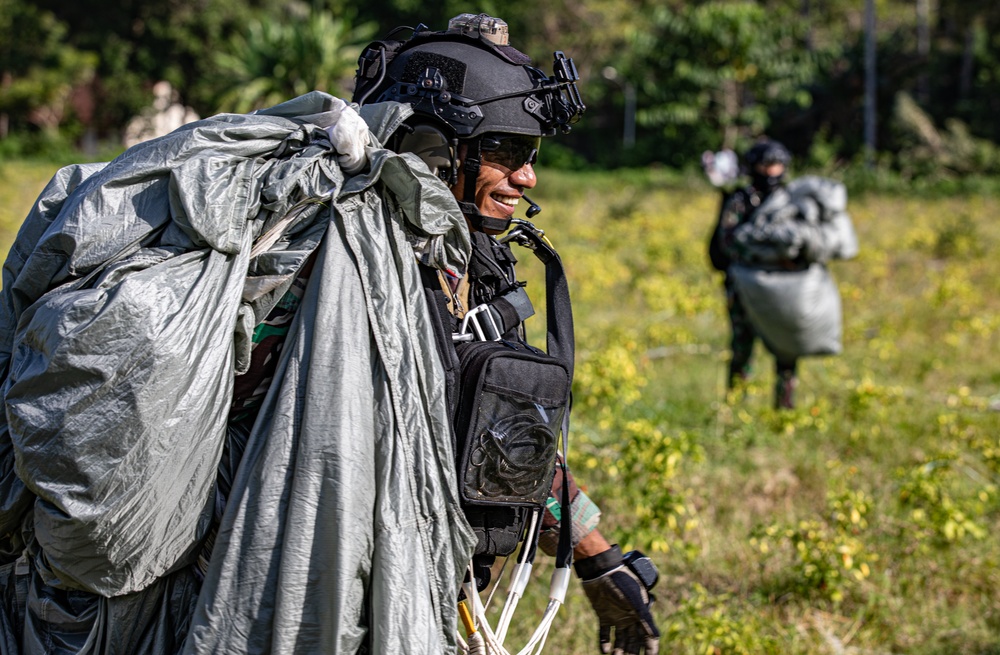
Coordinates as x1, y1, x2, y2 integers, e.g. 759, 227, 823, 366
2, 161, 999, 654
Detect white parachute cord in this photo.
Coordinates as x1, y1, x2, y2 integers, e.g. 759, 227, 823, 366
459, 599, 491, 655
514, 567, 571, 655
514, 425, 573, 654
483, 553, 511, 612
494, 560, 531, 646
466, 632, 488, 655
464, 564, 511, 655
518, 602, 558, 655
495, 510, 541, 645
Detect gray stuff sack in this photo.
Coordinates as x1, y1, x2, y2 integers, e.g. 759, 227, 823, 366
729, 262, 843, 361
0, 93, 475, 654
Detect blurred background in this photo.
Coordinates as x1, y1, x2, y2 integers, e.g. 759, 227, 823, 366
3, 0, 1000, 185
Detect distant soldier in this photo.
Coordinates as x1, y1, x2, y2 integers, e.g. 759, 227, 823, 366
122, 81, 200, 147
707, 139, 858, 409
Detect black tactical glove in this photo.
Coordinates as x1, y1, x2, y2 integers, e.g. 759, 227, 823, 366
575, 545, 660, 655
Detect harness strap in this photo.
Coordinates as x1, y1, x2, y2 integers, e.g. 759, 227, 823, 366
501, 224, 576, 570
510, 227, 575, 378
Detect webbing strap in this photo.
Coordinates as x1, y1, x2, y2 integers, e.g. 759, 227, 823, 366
486, 285, 535, 336
508, 227, 576, 568
512, 228, 575, 379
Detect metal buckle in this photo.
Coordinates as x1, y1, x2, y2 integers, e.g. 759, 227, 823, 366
498, 218, 543, 249
452, 303, 502, 342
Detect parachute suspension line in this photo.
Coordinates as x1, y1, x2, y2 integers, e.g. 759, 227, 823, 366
512, 417, 574, 655
463, 564, 509, 654
483, 552, 511, 613
459, 509, 571, 653
517, 430, 573, 655
494, 508, 542, 644
459, 597, 489, 655
512, 564, 570, 655
459, 505, 570, 655
486, 508, 540, 615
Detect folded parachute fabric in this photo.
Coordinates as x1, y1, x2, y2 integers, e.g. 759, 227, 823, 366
187, 99, 476, 655
0, 92, 475, 654
730, 176, 858, 266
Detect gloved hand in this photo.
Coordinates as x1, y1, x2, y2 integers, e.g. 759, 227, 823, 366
576, 545, 660, 655
324, 99, 371, 175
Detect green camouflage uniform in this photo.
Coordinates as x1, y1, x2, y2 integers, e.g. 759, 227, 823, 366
712, 186, 798, 409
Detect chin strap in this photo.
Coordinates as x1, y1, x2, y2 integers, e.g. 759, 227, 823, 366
459, 136, 514, 233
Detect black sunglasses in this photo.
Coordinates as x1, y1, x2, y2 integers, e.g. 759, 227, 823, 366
480, 134, 540, 170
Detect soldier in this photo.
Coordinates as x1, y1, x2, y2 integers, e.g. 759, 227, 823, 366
708, 139, 857, 409
353, 14, 660, 654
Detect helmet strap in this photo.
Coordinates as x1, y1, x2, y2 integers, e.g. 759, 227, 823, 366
459, 136, 513, 233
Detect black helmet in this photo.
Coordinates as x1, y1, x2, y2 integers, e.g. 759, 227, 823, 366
352, 14, 585, 232
354, 15, 584, 140
744, 139, 790, 193
744, 139, 791, 169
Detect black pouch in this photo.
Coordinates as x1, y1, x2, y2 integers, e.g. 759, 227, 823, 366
453, 340, 569, 509
453, 223, 577, 558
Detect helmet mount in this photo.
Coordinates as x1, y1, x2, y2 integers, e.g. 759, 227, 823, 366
353, 14, 585, 233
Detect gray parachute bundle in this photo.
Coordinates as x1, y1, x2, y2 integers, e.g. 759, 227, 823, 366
0, 93, 476, 654
729, 262, 844, 361
729, 176, 857, 361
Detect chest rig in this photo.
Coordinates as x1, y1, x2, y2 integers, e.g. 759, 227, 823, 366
421, 222, 575, 585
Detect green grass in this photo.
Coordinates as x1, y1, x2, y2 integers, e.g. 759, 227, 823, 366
506, 169, 1000, 654
2, 162, 999, 654
0, 161, 65, 251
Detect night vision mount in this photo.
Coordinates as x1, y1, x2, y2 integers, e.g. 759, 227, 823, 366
391, 52, 584, 137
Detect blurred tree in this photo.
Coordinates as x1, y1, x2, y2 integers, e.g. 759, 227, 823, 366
623, 2, 817, 167
3, 0, 1000, 173
0, 0, 97, 139
209, 5, 375, 113
354, 0, 487, 34
31, 0, 291, 135
486, 0, 646, 167
890, 90, 1000, 178
930, 0, 1000, 143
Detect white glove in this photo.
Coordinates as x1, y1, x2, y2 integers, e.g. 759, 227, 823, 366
702, 148, 739, 187
324, 100, 371, 175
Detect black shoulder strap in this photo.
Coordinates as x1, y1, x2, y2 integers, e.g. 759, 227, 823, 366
502, 224, 575, 379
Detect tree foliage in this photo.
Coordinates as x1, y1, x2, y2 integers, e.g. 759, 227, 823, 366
624, 2, 817, 167
0, 0, 97, 137
211, 7, 376, 113
4, 0, 1000, 177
